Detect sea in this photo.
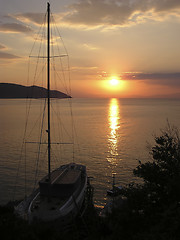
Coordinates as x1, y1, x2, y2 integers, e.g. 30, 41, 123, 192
0, 98, 180, 208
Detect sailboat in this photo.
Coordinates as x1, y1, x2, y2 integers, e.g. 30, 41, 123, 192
15, 2, 87, 223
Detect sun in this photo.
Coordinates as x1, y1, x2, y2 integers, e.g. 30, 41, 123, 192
99, 75, 126, 96
110, 78, 119, 86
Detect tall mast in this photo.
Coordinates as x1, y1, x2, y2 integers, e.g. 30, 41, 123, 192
47, 2, 51, 183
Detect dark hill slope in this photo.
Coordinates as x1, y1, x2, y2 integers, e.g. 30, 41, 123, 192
0, 83, 71, 99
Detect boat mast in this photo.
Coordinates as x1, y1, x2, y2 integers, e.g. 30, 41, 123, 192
47, 2, 51, 183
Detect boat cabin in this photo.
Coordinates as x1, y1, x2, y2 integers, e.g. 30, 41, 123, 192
39, 168, 81, 198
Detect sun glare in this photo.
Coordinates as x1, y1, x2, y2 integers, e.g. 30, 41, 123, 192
110, 78, 119, 86
99, 75, 127, 97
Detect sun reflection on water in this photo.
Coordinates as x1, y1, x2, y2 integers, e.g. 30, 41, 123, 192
107, 98, 120, 166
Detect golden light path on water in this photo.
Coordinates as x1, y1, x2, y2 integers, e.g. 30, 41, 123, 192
107, 98, 120, 168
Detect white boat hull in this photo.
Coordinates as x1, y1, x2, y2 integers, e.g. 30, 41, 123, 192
15, 163, 87, 223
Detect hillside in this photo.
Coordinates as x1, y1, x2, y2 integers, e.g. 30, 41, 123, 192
0, 83, 71, 99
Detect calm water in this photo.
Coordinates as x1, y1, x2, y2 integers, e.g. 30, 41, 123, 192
0, 98, 180, 207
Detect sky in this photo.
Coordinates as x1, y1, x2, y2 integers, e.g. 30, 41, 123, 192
0, 0, 180, 98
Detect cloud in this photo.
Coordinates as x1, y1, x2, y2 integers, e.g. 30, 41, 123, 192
13, 13, 46, 25
0, 51, 20, 59
72, 66, 98, 71
0, 43, 19, 59
83, 43, 99, 50
0, 23, 32, 33
121, 72, 180, 87
0, 44, 6, 50
62, 0, 180, 27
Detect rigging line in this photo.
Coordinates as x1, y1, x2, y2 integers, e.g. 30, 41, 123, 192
26, 57, 43, 129
50, 27, 60, 154
51, 39, 69, 161
51, 103, 73, 141
51, 63, 67, 165
50, 15, 71, 97
51, 13, 69, 62
30, 62, 46, 86
40, 25, 46, 91
26, 58, 34, 130
29, 55, 68, 58
25, 101, 46, 140
50, 43, 71, 96
27, 38, 46, 139
51, 63, 70, 96
67, 53, 71, 96
56, 51, 70, 96
33, 147, 48, 192
50, 99, 59, 169
51, 101, 65, 148
52, 63, 64, 162
51, 17, 74, 161
51, 13, 71, 96
33, 99, 47, 189
50, 84, 63, 169
13, 103, 32, 200
26, 142, 73, 144
51, 150, 59, 169
51, 40, 73, 161
25, 143, 27, 198
51, 61, 71, 96
52, 104, 70, 164
29, 14, 47, 89
34, 154, 48, 189
13, 27, 42, 200
69, 99, 75, 161
67, 101, 82, 162
54, 17, 71, 96
13, 60, 34, 200
31, 38, 45, 87
29, 12, 47, 58
49, 85, 61, 170
14, 9, 48, 200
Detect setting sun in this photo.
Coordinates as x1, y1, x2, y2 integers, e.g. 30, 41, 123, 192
97, 75, 128, 97
110, 78, 119, 86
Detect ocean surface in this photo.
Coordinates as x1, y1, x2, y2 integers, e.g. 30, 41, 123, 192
0, 98, 180, 207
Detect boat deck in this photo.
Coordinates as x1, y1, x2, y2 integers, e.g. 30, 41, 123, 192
40, 166, 82, 186
32, 195, 66, 211
55, 169, 81, 185
30, 194, 68, 220
39, 169, 64, 184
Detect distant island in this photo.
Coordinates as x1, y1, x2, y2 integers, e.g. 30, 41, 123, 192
0, 83, 71, 99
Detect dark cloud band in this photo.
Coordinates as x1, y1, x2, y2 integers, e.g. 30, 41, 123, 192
0, 51, 20, 59
121, 72, 180, 87
0, 23, 32, 33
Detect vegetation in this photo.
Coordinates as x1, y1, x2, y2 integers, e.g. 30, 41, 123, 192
1, 125, 180, 239
108, 124, 180, 239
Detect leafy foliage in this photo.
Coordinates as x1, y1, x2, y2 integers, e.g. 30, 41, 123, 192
133, 125, 180, 206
